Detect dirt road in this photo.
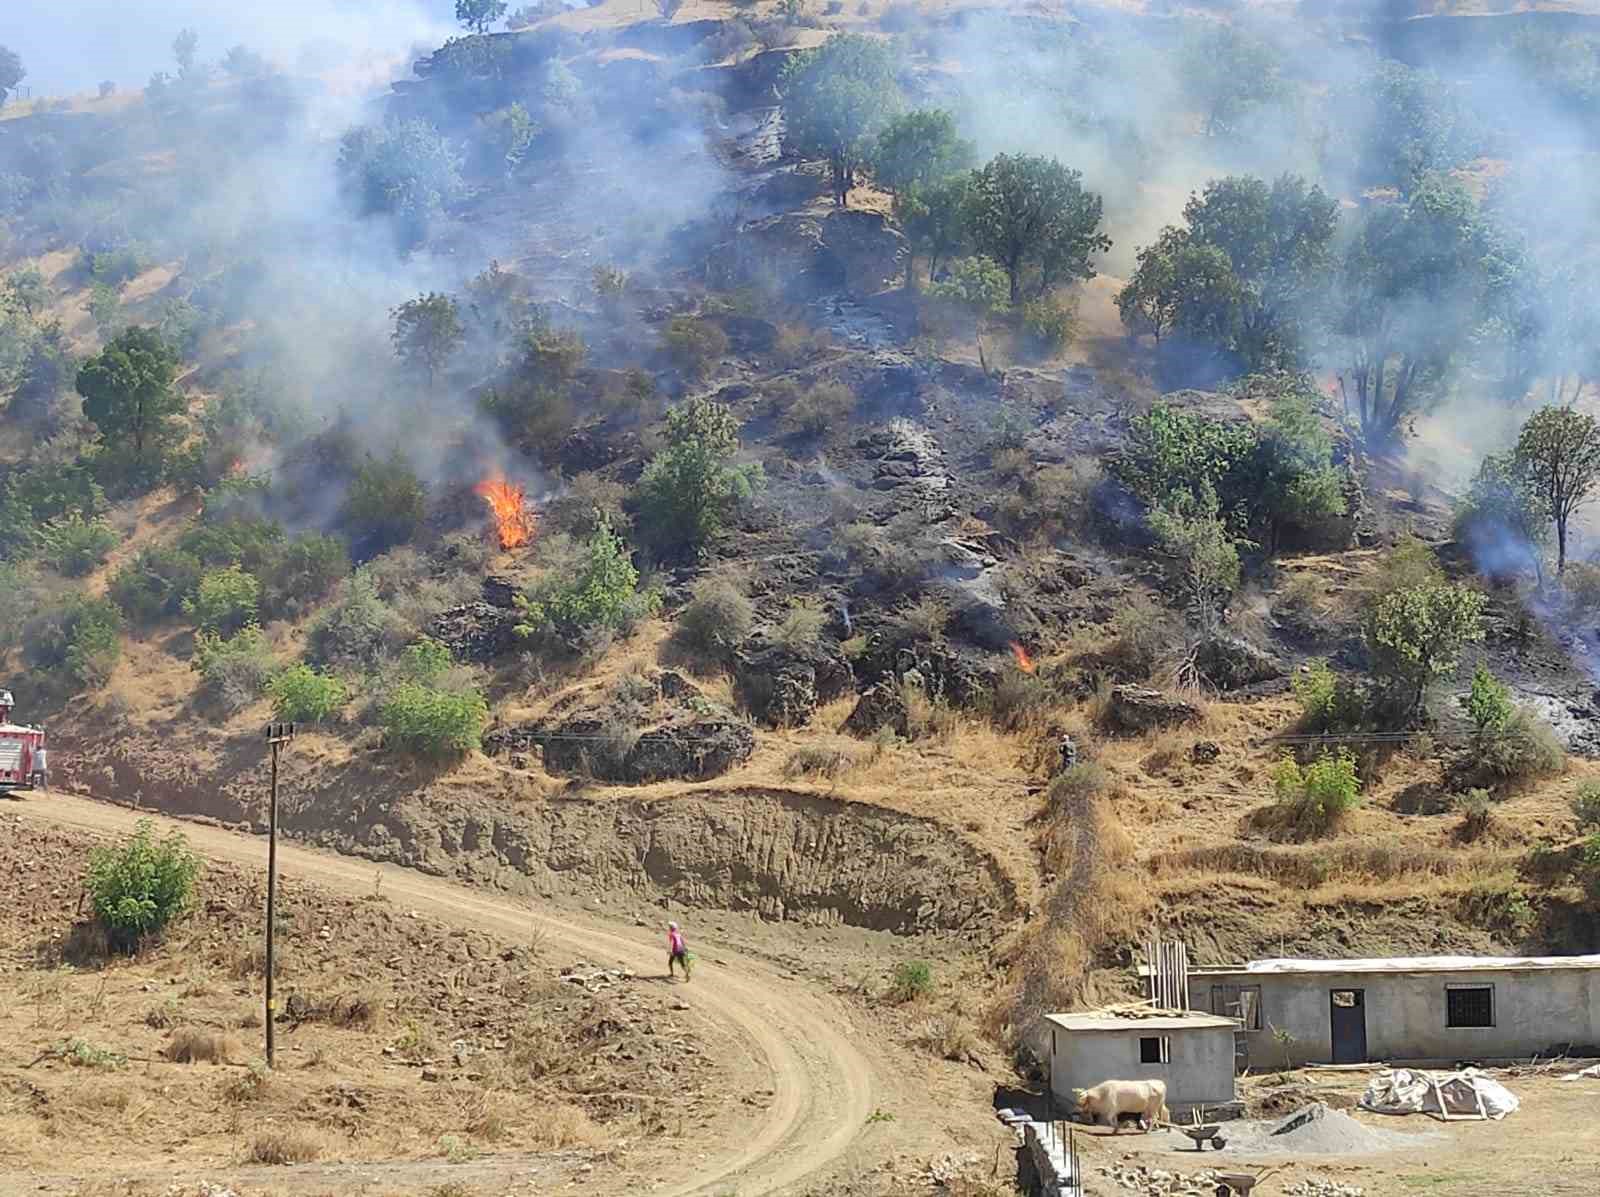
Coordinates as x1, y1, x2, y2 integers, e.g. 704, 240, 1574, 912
9, 792, 878, 1196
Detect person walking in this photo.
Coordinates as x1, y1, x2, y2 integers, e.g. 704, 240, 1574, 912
667, 920, 691, 982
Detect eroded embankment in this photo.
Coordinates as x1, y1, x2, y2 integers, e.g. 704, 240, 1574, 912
62, 744, 1011, 937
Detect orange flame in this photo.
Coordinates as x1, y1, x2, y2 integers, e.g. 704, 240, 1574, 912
1009, 642, 1036, 674
474, 476, 534, 550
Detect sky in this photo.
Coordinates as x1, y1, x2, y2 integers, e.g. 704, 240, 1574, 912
3, 0, 460, 95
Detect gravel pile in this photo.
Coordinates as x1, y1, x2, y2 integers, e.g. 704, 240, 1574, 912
1284, 1179, 1366, 1197
1212, 1102, 1429, 1156
1097, 1163, 1366, 1197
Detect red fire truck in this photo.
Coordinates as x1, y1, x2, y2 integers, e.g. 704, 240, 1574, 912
0, 689, 48, 794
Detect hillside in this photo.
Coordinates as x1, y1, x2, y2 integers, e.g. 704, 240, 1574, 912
4, 0, 1600, 1192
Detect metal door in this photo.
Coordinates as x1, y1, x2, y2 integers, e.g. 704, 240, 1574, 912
1329, 988, 1367, 1064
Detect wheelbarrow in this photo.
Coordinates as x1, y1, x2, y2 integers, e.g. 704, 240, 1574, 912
1179, 1123, 1226, 1150
1213, 1166, 1284, 1197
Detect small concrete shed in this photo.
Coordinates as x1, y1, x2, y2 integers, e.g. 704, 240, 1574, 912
1044, 1012, 1240, 1119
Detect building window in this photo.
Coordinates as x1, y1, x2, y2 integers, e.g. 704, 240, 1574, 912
1446, 985, 1494, 1028
1211, 984, 1262, 1031
1139, 1035, 1170, 1064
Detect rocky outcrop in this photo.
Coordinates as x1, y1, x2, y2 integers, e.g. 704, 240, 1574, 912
1105, 686, 1203, 734
1193, 633, 1284, 692
734, 636, 853, 727
708, 209, 905, 298
427, 602, 519, 664
841, 679, 909, 738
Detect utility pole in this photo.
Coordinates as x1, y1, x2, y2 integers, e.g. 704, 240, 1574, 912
264, 721, 295, 1068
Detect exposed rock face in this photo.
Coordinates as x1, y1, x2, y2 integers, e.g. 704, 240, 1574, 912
427, 602, 519, 664
1194, 633, 1284, 692
734, 637, 853, 727
708, 209, 905, 298
1105, 686, 1203, 733
841, 679, 909, 738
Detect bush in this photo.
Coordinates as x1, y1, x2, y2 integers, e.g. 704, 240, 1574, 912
773, 598, 827, 649
1473, 707, 1564, 782
1048, 763, 1109, 808
379, 683, 488, 758
1365, 582, 1486, 716
1293, 659, 1366, 733
1272, 747, 1361, 833
1147, 505, 1240, 623
783, 382, 855, 437
544, 473, 629, 539
269, 665, 349, 724
262, 534, 349, 618
37, 514, 119, 576
514, 521, 658, 641
343, 454, 426, 553
634, 397, 763, 557
1101, 594, 1172, 680
308, 571, 408, 670
1572, 781, 1600, 830
396, 636, 456, 685
1563, 562, 1600, 613
887, 960, 933, 1004
1019, 295, 1076, 354
1456, 788, 1495, 842
26, 594, 123, 686
85, 819, 201, 951
1465, 663, 1513, 733
183, 564, 260, 635
108, 542, 203, 623
191, 626, 276, 714
662, 316, 730, 379
675, 574, 754, 663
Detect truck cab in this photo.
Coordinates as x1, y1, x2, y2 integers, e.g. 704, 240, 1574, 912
0, 689, 48, 794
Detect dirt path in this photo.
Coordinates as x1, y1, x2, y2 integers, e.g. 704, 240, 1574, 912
8, 792, 879, 1196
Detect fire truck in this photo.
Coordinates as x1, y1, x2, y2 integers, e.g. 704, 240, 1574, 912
0, 690, 48, 794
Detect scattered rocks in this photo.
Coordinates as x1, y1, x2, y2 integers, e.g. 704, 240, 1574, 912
1284, 1180, 1366, 1197
1193, 633, 1284, 692
1105, 685, 1203, 733
1191, 740, 1221, 764
841, 679, 909, 738
425, 601, 519, 664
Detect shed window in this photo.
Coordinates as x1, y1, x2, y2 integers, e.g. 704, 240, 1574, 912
1210, 984, 1262, 1030
1446, 985, 1494, 1028
1139, 1035, 1170, 1064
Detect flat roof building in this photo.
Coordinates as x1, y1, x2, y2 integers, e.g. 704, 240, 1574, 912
1186, 955, 1600, 1068
1044, 1012, 1241, 1119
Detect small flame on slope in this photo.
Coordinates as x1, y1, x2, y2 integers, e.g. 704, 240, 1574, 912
475, 476, 534, 550
1010, 642, 1036, 674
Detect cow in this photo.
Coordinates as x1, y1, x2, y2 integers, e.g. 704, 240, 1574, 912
1070, 1079, 1168, 1133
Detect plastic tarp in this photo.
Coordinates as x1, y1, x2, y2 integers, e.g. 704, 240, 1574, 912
1359, 1068, 1519, 1121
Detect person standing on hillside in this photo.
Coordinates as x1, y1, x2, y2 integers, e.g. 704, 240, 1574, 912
667, 920, 691, 982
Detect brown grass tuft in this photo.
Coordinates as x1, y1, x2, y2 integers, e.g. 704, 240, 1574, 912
245, 1127, 321, 1164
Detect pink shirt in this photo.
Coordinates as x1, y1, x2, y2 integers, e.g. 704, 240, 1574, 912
668, 928, 686, 954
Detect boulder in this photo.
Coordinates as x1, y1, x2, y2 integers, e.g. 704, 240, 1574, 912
841, 680, 909, 739
1193, 633, 1284, 691
427, 602, 519, 664
1191, 740, 1221, 764
734, 637, 853, 728
487, 712, 754, 784
1105, 686, 1202, 734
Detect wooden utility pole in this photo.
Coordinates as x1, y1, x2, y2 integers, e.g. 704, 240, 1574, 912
264, 721, 295, 1068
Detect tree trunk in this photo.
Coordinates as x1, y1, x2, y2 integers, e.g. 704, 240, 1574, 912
1558, 514, 1569, 575
904, 247, 918, 293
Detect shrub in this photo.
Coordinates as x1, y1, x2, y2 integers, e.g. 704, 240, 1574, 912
783, 382, 855, 437
379, 683, 488, 758
1563, 562, 1600, 613
183, 564, 260, 635
269, 665, 349, 724
1272, 747, 1361, 833
675, 574, 754, 662
887, 960, 933, 1004
108, 542, 203, 623
1456, 788, 1494, 842
662, 316, 730, 379
1473, 707, 1564, 782
191, 626, 276, 714
85, 819, 201, 951
1048, 763, 1109, 808
343, 453, 426, 552
1293, 659, 1366, 733
1572, 781, 1600, 830
1465, 663, 1513, 733
26, 594, 123, 686
262, 534, 349, 618
1102, 594, 1171, 680
37, 514, 119, 576
889, 594, 949, 645
308, 571, 407, 670
514, 521, 658, 640
634, 396, 763, 557
592, 264, 627, 301
774, 598, 827, 649
1019, 294, 1076, 354
246, 1129, 321, 1165
1147, 505, 1240, 624
544, 472, 629, 538
395, 636, 455, 686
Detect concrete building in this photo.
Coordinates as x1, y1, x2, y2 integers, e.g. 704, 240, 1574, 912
1188, 955, 1600, 1068
1043, 1012, 1240, 1118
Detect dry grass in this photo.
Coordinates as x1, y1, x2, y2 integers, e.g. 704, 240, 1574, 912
164, 1026, 235, 1064
245, 1127, 322, 1164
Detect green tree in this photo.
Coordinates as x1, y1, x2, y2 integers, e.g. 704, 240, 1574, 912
75, 326, 182, 463
1179, 23, 1285, 138
869, 110, 973, 290
901, 175, 972, 286
1117, 227, 1239, 351
1366, 582, 1486, 716
343, 453, 426, 553
1327, 176, 1493, 444
925, 256, 1009, 363
337, 119, 464, 248
182, 564, 261, 635
965, 153, 1110, 305
1147, 501, 1241, 628
1465, 662, 1513, 734
1454, 452, 1549, 583
456, 0, 509, 32
1327, 61, 1477, 192
86, 820, 201, 951
3, 267, 47, 318
391, 292, 464, 387
172, 28, 199, 73
780, 35, 901, 206
1249, 373, 1346, 549
0, 46, 24, 105
635, 397, 763, 557
1512, 405, 1600, 575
